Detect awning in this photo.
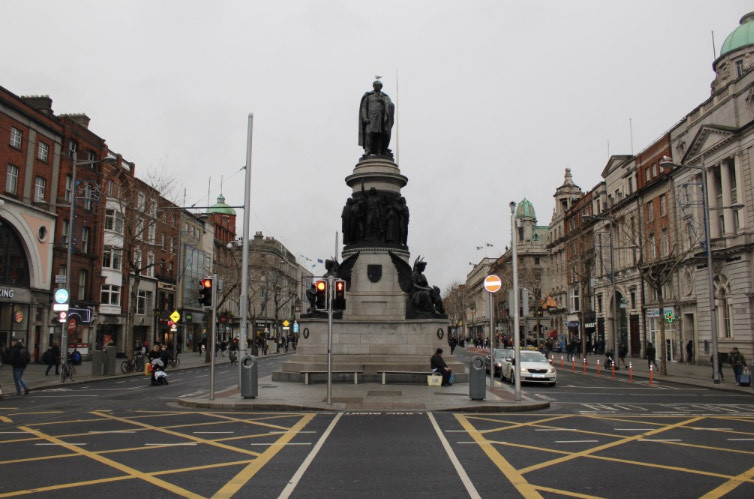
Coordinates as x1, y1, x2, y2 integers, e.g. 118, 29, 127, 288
547, 329, 558, 339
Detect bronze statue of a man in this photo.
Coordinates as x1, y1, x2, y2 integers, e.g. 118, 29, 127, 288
358, 80, 395, 157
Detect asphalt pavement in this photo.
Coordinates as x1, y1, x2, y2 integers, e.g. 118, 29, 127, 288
2, 346, 751, 411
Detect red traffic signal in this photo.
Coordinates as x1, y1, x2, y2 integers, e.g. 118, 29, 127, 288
199, 277, 214, 307
333, 279, 346, 310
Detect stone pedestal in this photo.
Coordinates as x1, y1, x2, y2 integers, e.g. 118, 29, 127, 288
275, 154, 459, 382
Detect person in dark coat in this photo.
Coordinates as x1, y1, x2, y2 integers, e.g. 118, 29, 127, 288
8, 338, 30, 396
430, 348, 452, 386
45, 342, 60, 375
646, 342, 659, 370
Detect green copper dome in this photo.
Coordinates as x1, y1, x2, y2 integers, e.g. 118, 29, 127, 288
720, 12, 754, 56
208, 194, 236, 215
516, 198, 536, 220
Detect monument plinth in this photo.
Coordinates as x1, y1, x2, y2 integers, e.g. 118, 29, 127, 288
274, 80, 463, 383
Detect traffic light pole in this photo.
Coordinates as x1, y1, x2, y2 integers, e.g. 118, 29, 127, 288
326, 275, 334, 406
209, 273, 218, 400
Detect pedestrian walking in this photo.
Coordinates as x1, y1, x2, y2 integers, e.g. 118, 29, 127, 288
646, 342, 659, 371
449, 336, 457, 355
43, 342, 60, 376
728, 347, 747, 385
8, 338, 30, 396
686, 340, 694, 364
618, 342, 628, 369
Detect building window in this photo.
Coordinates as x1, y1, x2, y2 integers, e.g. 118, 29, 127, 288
649, 233, 657, 259
103, 247, 122, 270
6, 164, 19, 195
647, 201, 654, 222
65, 175, 72, 202
83, 184, 93, 210
34, 176, 46, 202
660, 194, 667, 216
37, 142, 49, 162
9, 127, 22, 149
62, 220, 69, 245
146, 253, 155, 277
597, 294, 603, 313
100, 284, 121, 306
627, 176, 634, 195
736, 60, 744, 78
170, 237, 175, 254
68, 140, 77, 158
81, 227, 89, 253
645, 167, 651, 182
661, 228, 669, 256
570, 287, 579, 313
78, 269, 88, 301
105, 209, 124, 234
136, 290, 153, 315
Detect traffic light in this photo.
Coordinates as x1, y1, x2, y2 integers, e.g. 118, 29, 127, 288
199, 277, 213, 307
315, 280, 327, 310
333, 279, 346, 310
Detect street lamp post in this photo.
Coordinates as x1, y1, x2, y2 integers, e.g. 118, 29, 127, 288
510, 201, 521, 401
660, 156, 721, 383
583, 215, 620, 362
62, 152, 112, 363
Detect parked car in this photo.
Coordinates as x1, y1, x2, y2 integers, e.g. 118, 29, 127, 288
501, 350, 556, 386
485, 348, 512, 375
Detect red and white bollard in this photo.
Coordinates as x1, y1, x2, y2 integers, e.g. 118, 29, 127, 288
649, 365, 654, 385
560, 356, 564, 368
550, 355, 554, 365
597, 359, 601, 376
611, 360, 616, 379
629, 362, 633, 382
571, 356, 575, 371
582, 358, 587, 373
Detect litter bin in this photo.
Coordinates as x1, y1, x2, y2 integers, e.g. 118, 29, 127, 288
240, 355, 258, 398
91, 350, 103, 376
469, 355, 486, 400
103, 346, 117, 376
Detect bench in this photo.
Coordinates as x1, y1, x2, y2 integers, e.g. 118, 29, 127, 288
377, 370, 437, 385
301, 370, 362, 385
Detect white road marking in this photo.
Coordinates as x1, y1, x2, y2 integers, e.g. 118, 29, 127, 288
727, 438, 754, 441
429, 413, 482, 499
279, 413, 343, 499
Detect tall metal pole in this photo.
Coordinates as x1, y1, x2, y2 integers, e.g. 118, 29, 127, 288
701, 163, 721, 383
62, 151, 78, 361
488, 290, 494, 388
326, 275, 334, 405
239, 114, 253, 370
609, 225, 619, 360
510, 201, 521, 401
209, 272, 218, 399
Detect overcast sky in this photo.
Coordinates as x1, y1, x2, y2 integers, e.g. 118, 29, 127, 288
2, 1, 751, 291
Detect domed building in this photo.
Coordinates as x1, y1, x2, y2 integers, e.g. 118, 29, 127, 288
711, 12, 754, 93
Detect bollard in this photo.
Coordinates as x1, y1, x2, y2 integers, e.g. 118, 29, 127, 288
560, 356, 564, 368
629, 362, 633, 382
571, 356, 575, 371
550, 355, 554, 365
597, 359, 600, 376
582, 358, 587, 373
611, 361, 615, 379
649, 365, 654, 385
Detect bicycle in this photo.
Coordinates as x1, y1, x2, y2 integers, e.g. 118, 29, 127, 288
121, 352, 145, 374
60, 357, 76, 383
167, 355, 180, 368
228, 350, 238, 365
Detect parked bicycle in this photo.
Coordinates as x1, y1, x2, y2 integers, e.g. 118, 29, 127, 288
167, 354, 180, 368
60, 356, 76, 383
121, 351, 145, 374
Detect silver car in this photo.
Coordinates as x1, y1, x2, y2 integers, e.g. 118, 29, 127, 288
501, 350, 557, 386
485, 348, 512, 375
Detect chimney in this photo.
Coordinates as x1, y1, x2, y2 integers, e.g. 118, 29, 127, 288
60, 113, 91, 129
20, 95, 54, 116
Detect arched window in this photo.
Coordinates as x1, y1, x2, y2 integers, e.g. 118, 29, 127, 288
0, 221, 30, 286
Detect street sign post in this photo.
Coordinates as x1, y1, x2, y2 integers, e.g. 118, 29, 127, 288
484, 274, 502, 388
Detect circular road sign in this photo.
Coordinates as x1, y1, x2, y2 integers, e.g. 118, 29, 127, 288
54, 288, 69, 304
484, 274, 502, 293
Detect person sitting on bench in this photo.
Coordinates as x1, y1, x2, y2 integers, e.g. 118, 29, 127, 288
431, 348, 452, 386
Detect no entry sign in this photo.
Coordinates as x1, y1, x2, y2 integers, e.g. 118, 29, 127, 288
484, 274, 502, 293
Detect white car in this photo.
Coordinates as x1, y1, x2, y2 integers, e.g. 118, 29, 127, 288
501, 350, 557, 386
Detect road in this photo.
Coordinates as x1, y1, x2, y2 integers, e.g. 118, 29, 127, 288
2, 353, 753, 498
